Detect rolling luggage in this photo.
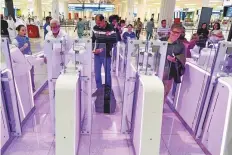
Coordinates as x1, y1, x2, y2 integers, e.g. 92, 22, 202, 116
27, 25, 39, 38
94, 85, 116, 114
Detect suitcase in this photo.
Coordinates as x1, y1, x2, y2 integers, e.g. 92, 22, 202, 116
94, 85, 116, 114
27, 25, 39, 38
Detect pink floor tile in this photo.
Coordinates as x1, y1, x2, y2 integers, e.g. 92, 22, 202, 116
22, 113, 53, 134
4, 132, 54, 155
35, 98, 50, 114
161, 114, 188, 135
91, 114, 121, 134
90, 134, 130, 155
78, 135, 91, 155
160, 138, 171, 155
47, 141, 55, 155
162, 134, 205, 155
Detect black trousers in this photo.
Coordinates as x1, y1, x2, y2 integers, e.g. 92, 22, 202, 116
136, 30, 141, 39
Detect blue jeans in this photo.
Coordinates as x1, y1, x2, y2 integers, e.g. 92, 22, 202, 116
94, 55, 112, 88
172, 82, 177, 97
146, 31, 153, 40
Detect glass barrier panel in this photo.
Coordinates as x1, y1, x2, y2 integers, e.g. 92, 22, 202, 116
30, 39, 47, 92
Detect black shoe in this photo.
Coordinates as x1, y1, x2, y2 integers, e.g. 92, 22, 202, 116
104, 86, 111, 100
92, 89, 100, 97
92, 88, 104, 97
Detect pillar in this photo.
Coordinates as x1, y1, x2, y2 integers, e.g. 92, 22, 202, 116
5, 0, 15, 21
34, 0, 42, 20
71, 11, 74, 19
118, 5, 121, 17
114, 5, 120, 15
52, 0, 59, 19
137, 0, 146, 21
121, 3, 126, 19
127, 0, 134, 24
159, 0, 176, 27
64, 1, 69, 20
202, 0, 210, 7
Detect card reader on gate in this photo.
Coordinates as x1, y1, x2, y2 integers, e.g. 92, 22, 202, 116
10, 47, 45, 76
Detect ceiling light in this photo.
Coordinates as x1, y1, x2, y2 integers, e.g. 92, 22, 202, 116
184, 4, 197, 6
209, 0, 222, 2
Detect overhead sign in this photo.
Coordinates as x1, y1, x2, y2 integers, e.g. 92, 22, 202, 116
224, 0, 232, 6
68, 3, 114, 12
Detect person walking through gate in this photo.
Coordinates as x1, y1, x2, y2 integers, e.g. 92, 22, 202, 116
146, 18, 154, 40
134, 18, 143, 40
161, 24, 186, 104
92, 14, 117, 94
43, 16, 52, 39
74, 18, 85, 38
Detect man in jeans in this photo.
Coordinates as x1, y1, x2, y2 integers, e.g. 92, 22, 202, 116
135, 18, 143, 39
92, 14, 117, 94
146, 18, 154, 40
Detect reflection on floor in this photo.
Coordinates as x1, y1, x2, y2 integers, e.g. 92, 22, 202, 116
3, 30, 207, 155
3, 77, 206, 155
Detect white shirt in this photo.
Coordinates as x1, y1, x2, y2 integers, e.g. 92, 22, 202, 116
45, 29, 73, 77
15, 18, 26, 28
46, 25, 51, 32
7, 19, 17, 40
7, 19, 15, 29
12, 39, 19, 47
90, 20, 95, 30
45, 29, 73, 56
121, 26, 128, 39
157, 26, 170, 39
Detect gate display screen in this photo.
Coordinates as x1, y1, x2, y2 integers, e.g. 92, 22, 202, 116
223, 6, 232, 17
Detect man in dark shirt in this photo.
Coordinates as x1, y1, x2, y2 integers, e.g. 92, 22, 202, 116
1, 15, 9, 37
92, 14, 117, 91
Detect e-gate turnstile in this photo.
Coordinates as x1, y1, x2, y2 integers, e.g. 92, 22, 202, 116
1, 38, 46, 154
196, 42, 232, 155
117, 39, 167, 155
44, 38, 92, 155
1, 39, 22, 136
169, 40, 232, 155
45, 38, 168, 155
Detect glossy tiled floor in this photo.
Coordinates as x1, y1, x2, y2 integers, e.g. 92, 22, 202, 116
3, 28, 207, 155
3, 83, 206, 155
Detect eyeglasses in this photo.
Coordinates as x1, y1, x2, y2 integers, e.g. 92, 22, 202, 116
171, 30, 182, 35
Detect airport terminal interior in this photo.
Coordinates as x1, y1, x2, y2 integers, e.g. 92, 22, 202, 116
1, 0, 232, 155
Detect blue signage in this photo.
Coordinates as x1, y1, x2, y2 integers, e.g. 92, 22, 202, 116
68, 3, 114, 12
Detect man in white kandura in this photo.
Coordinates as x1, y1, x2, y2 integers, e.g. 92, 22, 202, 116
44, 19, 73, 77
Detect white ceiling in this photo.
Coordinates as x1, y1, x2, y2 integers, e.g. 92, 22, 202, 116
12, 0, 224, 10
119, 0, 224, 8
